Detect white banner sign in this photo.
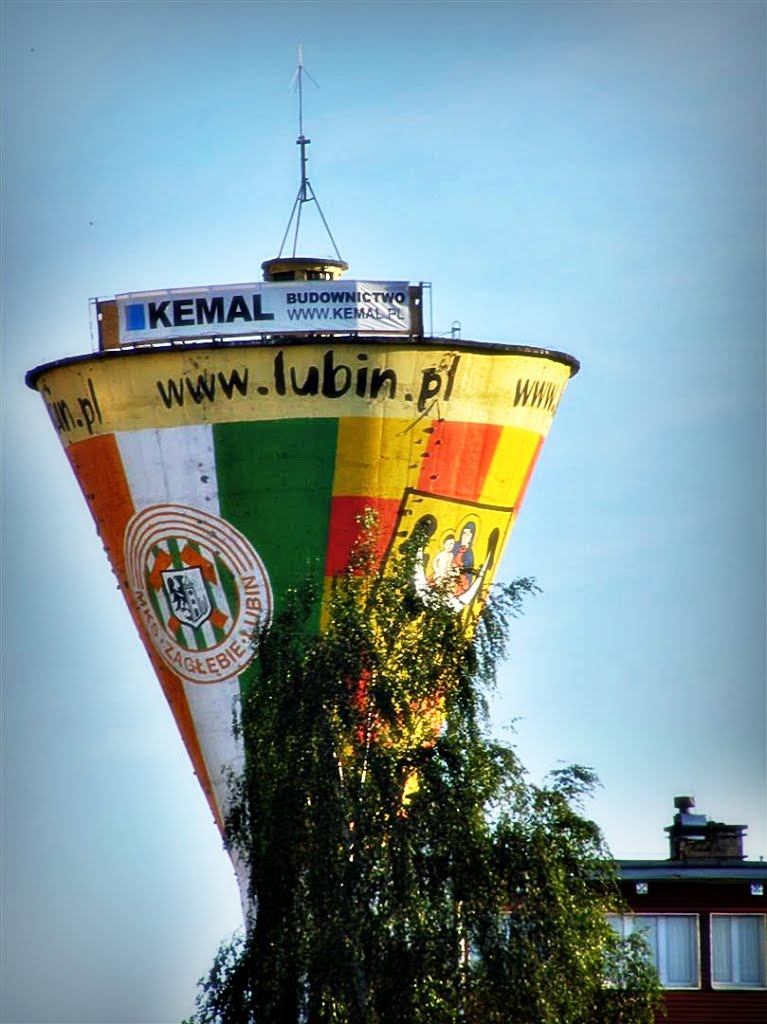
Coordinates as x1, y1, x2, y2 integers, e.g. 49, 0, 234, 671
116, 280, 411, 344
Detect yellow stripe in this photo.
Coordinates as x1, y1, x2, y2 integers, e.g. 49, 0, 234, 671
32, 344, 573, 447
333, 416, 426, 499
477, 427, 543, 508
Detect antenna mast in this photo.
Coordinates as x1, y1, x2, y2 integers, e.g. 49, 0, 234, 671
278, 45, 343, 261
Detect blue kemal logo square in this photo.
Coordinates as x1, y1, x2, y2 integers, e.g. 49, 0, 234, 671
125, 303, 146, 331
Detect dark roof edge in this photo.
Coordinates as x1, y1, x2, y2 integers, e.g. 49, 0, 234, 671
618, 861, 767, 881
25, 335, 580, 390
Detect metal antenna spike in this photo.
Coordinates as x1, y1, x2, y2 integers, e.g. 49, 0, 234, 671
276, 47, 342, 262
296, 44, 305, 139
293, 44, 319, 141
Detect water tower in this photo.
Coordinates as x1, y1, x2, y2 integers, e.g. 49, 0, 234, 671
25, 58, 579, 907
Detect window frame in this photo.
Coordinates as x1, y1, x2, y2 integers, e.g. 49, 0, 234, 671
710, 913, 767, 990
608, 913, 701, 990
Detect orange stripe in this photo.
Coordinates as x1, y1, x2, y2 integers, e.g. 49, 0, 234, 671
417, 420, 502, 501
66, 434, 224, 831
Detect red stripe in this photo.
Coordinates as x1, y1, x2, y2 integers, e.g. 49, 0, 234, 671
417, 421, 502, 501
324, 495, 401, 576
66, 434, 224, 831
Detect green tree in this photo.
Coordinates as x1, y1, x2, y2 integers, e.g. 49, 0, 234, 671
186, 522, 661, 1024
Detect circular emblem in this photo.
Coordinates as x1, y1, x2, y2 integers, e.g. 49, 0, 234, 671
124, 504, 272, 684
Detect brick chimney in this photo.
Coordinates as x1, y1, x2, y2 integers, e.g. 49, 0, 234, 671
666, 795, 747, 862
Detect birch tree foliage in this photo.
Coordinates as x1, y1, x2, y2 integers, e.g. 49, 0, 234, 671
186, 521, 660, 1024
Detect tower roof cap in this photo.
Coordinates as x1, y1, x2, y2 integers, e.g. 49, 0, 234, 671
261, 256, 349, 282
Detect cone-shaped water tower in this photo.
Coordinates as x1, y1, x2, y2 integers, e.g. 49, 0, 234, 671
25, 58, 579, 908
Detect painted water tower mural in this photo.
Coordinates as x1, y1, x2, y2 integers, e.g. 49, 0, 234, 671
26, 60, 579, 896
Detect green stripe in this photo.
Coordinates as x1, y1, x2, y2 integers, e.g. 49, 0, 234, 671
213, 551, 239, 644
213, 418, 338, 627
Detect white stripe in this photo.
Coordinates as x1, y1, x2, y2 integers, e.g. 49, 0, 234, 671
116, 426, 245, 835
117, 425, 219, 511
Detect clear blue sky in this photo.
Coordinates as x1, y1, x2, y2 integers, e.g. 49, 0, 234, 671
1, 1, 764, 1022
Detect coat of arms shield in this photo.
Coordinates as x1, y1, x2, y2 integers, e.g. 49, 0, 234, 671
161, 567, 212, 629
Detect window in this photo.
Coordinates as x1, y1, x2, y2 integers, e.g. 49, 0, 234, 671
711, 915, 766, 988
608, 914, 700, 988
